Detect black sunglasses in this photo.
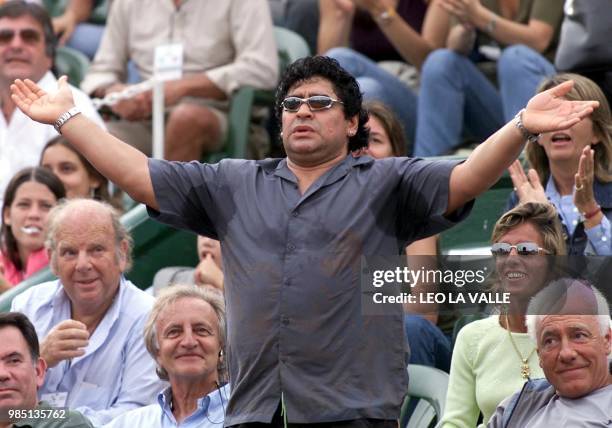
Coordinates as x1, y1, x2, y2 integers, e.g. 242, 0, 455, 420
0, 29, 42, 45
491, 242, 551, 257
281, 95, 344, 112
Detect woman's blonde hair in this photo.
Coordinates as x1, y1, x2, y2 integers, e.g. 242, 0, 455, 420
526, 73, 612, 184
491, 202, 566, 256
486, 203, 567, 294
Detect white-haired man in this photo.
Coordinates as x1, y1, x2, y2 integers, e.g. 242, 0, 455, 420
487, 278, 611, 427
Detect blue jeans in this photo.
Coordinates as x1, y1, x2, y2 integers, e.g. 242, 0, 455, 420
66, 23, 105, 60
415, 49, 504, 157
404, 314, 451, 372
326, 47, 418, 147
498, 44, 556, 121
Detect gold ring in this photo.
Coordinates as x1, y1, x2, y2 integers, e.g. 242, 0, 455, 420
575, 184, 584, 191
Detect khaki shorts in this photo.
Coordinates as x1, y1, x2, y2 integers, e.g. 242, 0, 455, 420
107, 98, 228, 156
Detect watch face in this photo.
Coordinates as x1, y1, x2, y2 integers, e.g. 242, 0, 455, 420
528, 134, 541, 144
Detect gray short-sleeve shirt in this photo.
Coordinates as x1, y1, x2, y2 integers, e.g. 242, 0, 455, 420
148, 154, 472, 424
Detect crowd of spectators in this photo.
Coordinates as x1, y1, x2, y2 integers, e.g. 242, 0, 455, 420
0, 0, 610, 427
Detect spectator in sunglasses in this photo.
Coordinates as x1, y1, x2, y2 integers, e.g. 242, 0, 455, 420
507, 73, 612, 256
442, 202, 566, 427
0, 0, 104, 209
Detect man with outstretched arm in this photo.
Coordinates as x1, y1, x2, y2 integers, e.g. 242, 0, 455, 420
11, 56, 598, 427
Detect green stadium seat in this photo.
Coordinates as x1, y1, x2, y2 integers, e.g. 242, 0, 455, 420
55, 45, 90, 87
43, 0, 109, 24
400, 364, 449, 428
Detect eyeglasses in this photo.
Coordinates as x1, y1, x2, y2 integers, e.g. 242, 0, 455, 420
491, 242, 551, 257
281, 96, 344, 112
0, 29, 42, 45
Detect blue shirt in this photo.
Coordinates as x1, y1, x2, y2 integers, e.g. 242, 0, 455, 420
102, 385, 230, 428
505, 178, 612, 255
11, 277, 166, 426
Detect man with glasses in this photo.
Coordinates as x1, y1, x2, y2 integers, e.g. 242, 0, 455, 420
0, 0, 103, 207
10, 55, 599, 426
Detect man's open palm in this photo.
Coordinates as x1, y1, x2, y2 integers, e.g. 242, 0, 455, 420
11, 76, 76, 125
524, 80, 599, 133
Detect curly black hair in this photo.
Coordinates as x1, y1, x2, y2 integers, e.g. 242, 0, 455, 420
275, 56, 369, 152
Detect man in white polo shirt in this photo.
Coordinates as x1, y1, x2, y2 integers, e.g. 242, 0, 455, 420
0, 0, 103, 206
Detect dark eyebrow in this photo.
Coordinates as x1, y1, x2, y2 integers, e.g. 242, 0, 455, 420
1, 351, 24, 361
287, 92, 331, 98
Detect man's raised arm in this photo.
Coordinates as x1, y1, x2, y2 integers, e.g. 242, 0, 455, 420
11, 77, 158, 210
446, 80, 599, 215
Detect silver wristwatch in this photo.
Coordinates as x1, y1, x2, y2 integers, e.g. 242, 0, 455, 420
514, 108, 539, 144
54, 107, 81, 134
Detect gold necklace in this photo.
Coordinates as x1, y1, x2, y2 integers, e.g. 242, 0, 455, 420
505, 315, 537, 379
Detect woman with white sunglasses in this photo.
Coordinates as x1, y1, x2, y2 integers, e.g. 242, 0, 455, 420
441, 202, 565, 428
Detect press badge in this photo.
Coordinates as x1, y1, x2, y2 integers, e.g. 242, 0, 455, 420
154, 43, 184, 81
40, 392, 68, 407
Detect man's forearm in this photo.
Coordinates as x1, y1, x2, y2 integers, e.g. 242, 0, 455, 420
447, 120, 525, 213
60, 114, 158, 209
65, 0, 95, 24
168, 75, 227, 102
317, 0, 353, 54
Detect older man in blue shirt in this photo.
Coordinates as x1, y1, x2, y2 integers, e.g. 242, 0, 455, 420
11, 199, 165, 426
102, 285, 229, 428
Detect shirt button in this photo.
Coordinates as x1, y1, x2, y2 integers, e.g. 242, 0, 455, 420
602, 236, 608, 242
281, 316, 290, 326
284, 279, 291, 286
292, 211, 299, 217
287, 243, 295, 252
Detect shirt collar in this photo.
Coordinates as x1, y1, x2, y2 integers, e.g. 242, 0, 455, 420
157, 384, 229, 421
545, 176, 563, 206
261, 154, 374, 183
